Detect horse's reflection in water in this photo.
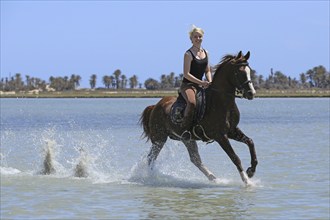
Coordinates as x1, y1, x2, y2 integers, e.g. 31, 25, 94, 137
140, 51, 258, 185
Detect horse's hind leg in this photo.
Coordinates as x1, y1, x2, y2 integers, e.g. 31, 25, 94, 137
147, 138, 167, 168
183, 140, 216, 181
228, 127, 258, 178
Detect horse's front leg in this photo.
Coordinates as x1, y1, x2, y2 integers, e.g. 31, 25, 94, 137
183, 140, 216, 181
228, 127, 258, 178
216, 135, 250, 185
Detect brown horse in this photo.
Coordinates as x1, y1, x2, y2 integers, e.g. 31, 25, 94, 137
140, 51, 258, 185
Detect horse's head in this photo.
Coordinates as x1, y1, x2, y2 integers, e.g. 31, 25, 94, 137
230, 51, 256, 100
213, 51, 256, 100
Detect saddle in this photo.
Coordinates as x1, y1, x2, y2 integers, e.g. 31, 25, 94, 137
170, 88, 213, 143
170, 88, 207, 125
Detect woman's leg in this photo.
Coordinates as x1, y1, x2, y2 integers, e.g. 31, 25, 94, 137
180, 87, 196, 140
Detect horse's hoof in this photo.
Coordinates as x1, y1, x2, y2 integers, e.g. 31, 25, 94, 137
246, 167, 255, 178
208, 174, 217, 181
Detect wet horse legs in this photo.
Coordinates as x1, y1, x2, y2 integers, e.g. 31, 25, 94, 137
183, 140, 216, 181
228, 127, 258, 178
216, 135, 251, 184
147, 141, 165, 167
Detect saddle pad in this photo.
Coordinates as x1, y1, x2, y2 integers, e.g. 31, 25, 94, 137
170, 94, 186, 124
170, 89, 206, 125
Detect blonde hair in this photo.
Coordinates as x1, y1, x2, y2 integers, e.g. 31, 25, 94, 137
189, 25, 204, 40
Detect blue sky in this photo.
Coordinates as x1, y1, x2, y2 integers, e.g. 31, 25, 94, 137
1, 1, 329, 88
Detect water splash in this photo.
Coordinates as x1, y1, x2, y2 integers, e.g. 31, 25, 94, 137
0, 152, 21, 175
73, 148, 89, 178
37, 137, 68, 176
40, 140, 56, 175
2, 125, 263, 188
128, 155, 152, 184
128, 155, 219, 188
0, 166, 21, 175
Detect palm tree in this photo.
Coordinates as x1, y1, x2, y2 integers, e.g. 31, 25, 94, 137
129, 75, 138, 89
160, 74, 167, 89
64, 76, 69, 90
49, 76, 54, 84
144, 78, 160, 90
15, 73, 23, 91
75, 75, 81, 89
113, 69, 121, 89
0, 78, 4, 91
90, 74, 97, 89
110, 76, 115, 88
299, 73, 308, 88
102, 75, 112, 89
120, 75, 127, 89
174, 76, 181, 88
25, 75, 31, 90
70, 74, 81, 90
168, 72, 175, 87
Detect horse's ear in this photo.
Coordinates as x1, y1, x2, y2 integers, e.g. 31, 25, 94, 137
244, 51, 250, 60
237, 51, 242, 59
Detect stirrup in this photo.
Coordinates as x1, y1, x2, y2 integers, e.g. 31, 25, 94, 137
181, 130, 191, 141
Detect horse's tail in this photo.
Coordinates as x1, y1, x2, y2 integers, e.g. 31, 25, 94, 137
139, 105, 155, 142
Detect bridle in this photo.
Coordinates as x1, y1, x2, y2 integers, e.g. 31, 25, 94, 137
208, 60, 253, 99
234, 62, 251, 91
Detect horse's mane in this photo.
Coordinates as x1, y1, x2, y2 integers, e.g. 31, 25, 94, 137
212, 54, 236, 74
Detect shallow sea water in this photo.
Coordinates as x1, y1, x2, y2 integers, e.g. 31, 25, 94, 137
1, 98, 329, 219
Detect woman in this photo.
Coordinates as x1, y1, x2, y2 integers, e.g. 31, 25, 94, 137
180, 25, 212, 141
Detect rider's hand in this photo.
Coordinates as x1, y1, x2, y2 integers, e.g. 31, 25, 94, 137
201, 81, 211, 88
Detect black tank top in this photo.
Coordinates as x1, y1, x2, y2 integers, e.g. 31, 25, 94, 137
183, 49, 208, 83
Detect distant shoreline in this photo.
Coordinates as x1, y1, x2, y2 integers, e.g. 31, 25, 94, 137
0, 89, 329, 98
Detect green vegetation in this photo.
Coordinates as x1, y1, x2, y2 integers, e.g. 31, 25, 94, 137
1, 65, 329, 98
0, 88, 328, 98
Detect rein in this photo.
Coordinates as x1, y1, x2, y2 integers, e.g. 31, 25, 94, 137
208, 85, 244, 99
209, 59, 251, 99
